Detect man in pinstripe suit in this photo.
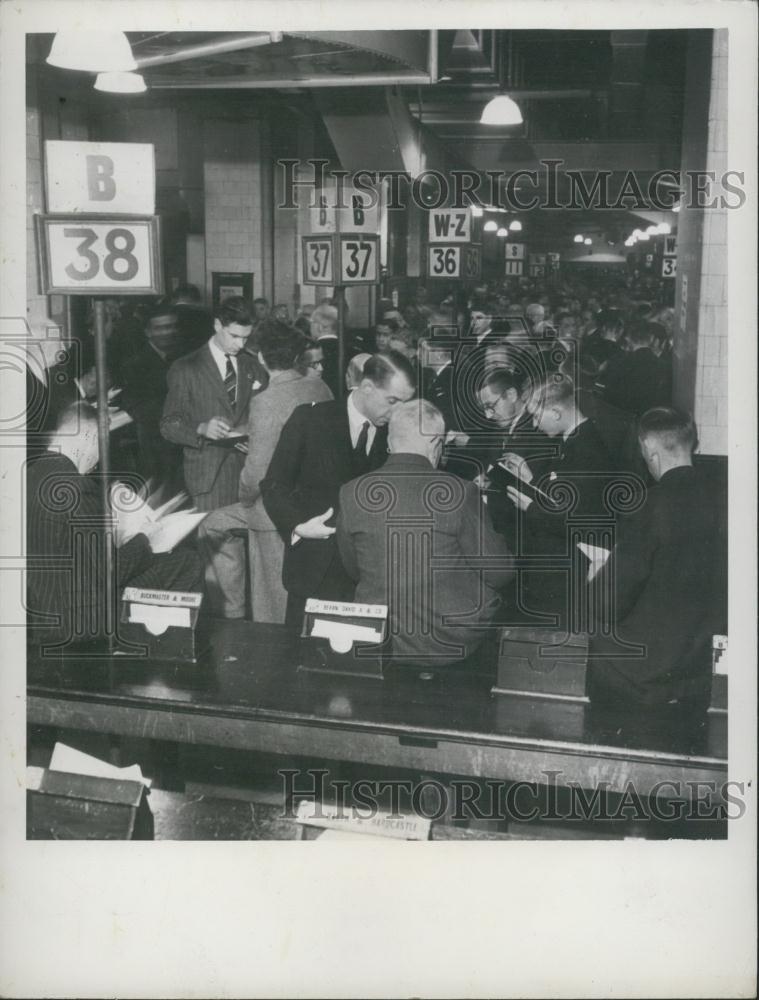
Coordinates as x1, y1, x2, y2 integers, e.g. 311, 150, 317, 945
160, 297, 267, 513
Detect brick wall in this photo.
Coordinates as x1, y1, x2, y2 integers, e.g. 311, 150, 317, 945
693, 29, 728, 455
203, 120, 265, 303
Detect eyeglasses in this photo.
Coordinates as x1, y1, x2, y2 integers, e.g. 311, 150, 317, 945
482, 391, 507, 415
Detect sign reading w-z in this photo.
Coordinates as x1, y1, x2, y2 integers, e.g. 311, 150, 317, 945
428, 209, 472, 243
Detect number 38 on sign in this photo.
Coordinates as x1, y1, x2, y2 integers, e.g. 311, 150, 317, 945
35, 214, 163, 295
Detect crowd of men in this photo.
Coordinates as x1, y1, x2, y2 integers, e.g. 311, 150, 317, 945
26, 272, 726, 714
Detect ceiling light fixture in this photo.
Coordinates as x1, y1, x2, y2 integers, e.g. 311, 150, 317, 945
480, 95, 523, 126
470, 205, 484, 218
574, 234, 584, 244
645, 225, 658, 236
47, 30, 137, 73
637, 232, 650, 241
509, 220, 522, 232
656, 222, 672, 235
496, 227, 509, 238
584, 237, 592, 246
672, 204, 681, 213
95, 72, 146, 94
483, 220, 498, 232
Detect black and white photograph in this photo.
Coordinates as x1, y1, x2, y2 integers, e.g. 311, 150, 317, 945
1, 1, 756, 997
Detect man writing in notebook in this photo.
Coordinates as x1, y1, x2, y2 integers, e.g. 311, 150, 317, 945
160, 297, 267, 512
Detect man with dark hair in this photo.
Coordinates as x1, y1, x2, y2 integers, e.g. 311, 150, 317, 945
169, 283, 213, 353
27, 403, 202, 650
309, 303, 340, 397
581, 308, 624, 372
120, 302, 184, 490
196, 321, 332, 621
261, 349, 416, 627
337, 400, 514, 666
374, 315, 401, 352
588, 408, 727, 709
161, 296, 267, 512
598, 320, 670, 416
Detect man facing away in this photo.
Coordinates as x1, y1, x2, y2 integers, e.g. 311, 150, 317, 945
160, 296, 267, 512
336, 400, 515, 666
261, 350, 415, 629
27, 402, 201, 651
587, 408, 727, 710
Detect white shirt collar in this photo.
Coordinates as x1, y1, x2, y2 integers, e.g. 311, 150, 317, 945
208, 337, 236, 377
347, 390, 377, 452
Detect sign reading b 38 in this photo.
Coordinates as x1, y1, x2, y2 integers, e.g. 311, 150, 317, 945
35, 215, 163, 295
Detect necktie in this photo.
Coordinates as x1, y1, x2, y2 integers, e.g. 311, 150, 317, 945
224, 354, 237, 407
353, 420, 370, 472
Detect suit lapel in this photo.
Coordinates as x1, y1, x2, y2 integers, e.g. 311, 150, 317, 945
199, 344, 233, 415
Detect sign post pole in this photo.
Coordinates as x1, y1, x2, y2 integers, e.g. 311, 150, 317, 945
335, 285, 347, 400
92, 298, 114, 645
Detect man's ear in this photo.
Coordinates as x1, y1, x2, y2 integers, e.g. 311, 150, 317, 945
213, 318, 222, 336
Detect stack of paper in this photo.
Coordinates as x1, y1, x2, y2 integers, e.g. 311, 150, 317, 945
49, 742, 151, 788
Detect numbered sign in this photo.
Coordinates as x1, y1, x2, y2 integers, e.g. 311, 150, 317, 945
529, 253, 547, 265
505, 259, 524, 277
662, 256, 677, 278
428, 209, 472, 243
664, 235, 677, 256
45, 141, 155, 215
35, 215, 163, 295
504, 242, 525, 260
338, 234, 380, 285
427, 244, 482, 280
528, 264, 546, 278
547, 252, 561, 264
301, 235, 335, 285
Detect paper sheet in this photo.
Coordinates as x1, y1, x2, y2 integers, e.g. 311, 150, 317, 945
129, 603, 191, 634
147, 511, 207, 553
49, 742, 151, 788
577, 541, 612, 582
311, 618, 383, 646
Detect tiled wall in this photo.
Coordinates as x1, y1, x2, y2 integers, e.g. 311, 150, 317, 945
693, 29, 728, 456
203, 120, 266, 303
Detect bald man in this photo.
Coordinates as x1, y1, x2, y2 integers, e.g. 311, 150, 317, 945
336, 400, 515, 666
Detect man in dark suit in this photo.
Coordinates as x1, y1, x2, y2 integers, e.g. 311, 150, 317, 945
309, 303, 341, 398
598, 321, 671, 416
160, 297, 267, 512
587, 409, 727, 709
337, 399, 514, 666
260, 350, 416, 628
26, 403, 201, 651
119, 302, 184, 491
505, 373, 614, 629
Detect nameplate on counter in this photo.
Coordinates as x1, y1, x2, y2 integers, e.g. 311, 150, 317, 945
295, 801, 430, 841
304, 599, 388, 619
122, 588, 202, 608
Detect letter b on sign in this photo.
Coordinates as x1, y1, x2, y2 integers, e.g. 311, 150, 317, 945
86, 155, 116, 201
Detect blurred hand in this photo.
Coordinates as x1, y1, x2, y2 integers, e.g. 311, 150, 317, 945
501, 452, 533, 483
294, 508, 336, 540
445, 430, 470, 447
198, 417, 231, 440
506, 486, 533, 511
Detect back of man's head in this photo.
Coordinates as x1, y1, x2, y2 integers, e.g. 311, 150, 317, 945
638, 407, 696, 461
257, 322, 305, 371
388, 399, 445, 457
625, 321, 655, 351
48, 401, 99, 472
170, 284, 202, 306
